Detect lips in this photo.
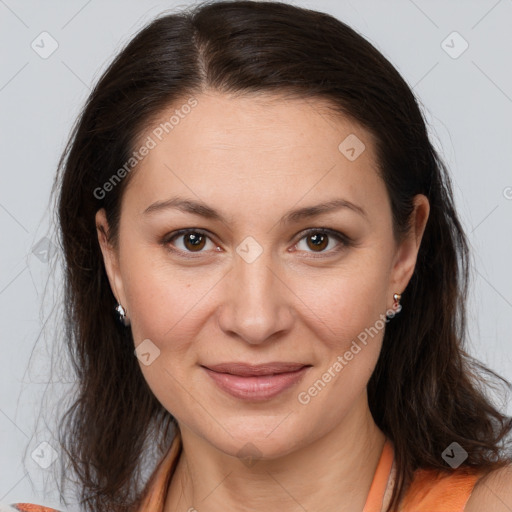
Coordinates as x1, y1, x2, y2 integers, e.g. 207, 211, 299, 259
201, 362, 311, 400
203, 362, 308, 376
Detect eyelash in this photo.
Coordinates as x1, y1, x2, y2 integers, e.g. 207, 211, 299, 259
161, 227, 352, 259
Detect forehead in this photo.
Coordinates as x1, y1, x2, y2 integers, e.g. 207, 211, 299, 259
123, 91, 384, 220
141, 91, 369, 150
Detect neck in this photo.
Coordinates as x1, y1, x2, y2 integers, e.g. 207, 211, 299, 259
165, 394, 387, 512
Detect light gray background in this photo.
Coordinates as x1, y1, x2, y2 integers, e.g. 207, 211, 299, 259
1, 0, 511, 509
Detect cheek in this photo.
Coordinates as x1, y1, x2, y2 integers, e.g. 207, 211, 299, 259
120, 243, 217, 343
292, 267, 389, 422
293, 254, 391, 349
121, 254, 213, 418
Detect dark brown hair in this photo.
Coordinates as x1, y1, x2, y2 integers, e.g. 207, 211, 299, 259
54, 1, 512, 510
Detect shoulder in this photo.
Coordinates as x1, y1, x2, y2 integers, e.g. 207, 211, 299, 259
1, 505, 62, 512
464, 465, 512, 511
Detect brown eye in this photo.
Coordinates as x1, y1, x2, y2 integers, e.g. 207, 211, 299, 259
306, 232, 328, 252
294, 228, 350, 256
183, 232, 206, 252
163, 229, 216, 255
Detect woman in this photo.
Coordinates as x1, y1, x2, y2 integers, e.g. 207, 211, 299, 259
5, 1, 511, 511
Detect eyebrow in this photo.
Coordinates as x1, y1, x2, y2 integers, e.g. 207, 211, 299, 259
142, 196, 368, 224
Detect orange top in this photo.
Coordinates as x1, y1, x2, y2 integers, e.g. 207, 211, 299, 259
4, 506, 60, 511
363, 439, 395, 512
6, 435, 484, 511
398, 465, 484, 511
136, 432, 485, 512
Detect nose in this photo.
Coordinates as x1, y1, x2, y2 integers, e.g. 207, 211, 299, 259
216, 244, 294, 345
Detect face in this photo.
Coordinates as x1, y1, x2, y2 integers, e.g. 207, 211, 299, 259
97, 91, 428, 459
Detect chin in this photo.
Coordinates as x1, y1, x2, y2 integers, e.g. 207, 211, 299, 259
201, 417, 310, 461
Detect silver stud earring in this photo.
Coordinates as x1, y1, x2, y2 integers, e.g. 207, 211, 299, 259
115, 303, 130, 326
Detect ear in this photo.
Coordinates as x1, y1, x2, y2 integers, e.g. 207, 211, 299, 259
388, 194, 430, 303
95, 208, 127, 308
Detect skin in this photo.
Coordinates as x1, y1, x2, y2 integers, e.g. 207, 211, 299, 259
465, 466, 512, 510
96, 91, 430, 512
